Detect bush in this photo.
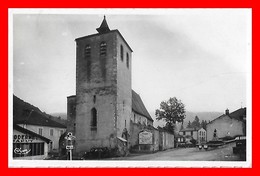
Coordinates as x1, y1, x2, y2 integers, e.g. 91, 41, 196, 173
81, 147, 110, 159
190, 138, 197, 146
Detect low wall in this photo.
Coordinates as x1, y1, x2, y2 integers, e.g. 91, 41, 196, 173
129, 121, 174, 153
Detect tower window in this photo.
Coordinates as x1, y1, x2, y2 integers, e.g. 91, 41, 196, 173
93, 95, 96, 104
120, 45, 124, 61
85, 45, 91, 58
91, 108, 97, 131
100, 42, 107, 56
126, 53, 129, 68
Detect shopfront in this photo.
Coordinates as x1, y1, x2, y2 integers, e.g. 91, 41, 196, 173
13, 124, 51, 160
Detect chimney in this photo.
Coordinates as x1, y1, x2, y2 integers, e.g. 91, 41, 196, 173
225, 108, 229, 115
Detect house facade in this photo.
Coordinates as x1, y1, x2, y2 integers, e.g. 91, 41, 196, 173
179, 128, 199, 141
197, 128, 207, 143
13, 124, 51, 160
206, 108, 246, 141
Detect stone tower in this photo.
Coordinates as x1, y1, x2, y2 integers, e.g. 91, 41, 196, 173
71, 16, 132, 156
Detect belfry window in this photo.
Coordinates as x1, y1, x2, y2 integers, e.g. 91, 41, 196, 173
100, 42, 107, 56
126, 53, 129, 68
91, 108, 97, 130
120, 45, 124, 61
85, 45, 91, 58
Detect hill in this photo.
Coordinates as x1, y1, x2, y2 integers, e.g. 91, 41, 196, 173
13, 95, 67, 126
49, 112, 67, 120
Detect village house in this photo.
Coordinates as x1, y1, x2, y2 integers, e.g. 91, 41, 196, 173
179, 127, 199, 141
178, 127, 207, 145
13, 95, 67, 153
13, 124, 51, 160
206, 108, 246, 141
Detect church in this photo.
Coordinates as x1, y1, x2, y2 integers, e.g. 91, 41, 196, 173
66, 16, 170, 157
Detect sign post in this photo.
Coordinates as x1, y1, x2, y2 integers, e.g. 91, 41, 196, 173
64, 132, 76, 160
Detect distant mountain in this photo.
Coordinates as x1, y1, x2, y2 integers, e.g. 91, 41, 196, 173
150, 111, 223, 129
49, 113, 67, 120
183, 111, 223, 126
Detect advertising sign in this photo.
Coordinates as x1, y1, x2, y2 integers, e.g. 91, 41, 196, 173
139, 131, 153, 144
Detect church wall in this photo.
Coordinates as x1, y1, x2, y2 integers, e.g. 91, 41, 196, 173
67, 96, 76, 135
115, 34, 132, 140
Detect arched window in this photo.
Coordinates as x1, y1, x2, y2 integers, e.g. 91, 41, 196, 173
120, 45, 124, 61
91, 108, 97, 130
85, 45, 91, 58
100, 42, 107, 56
126, 53, 129, 68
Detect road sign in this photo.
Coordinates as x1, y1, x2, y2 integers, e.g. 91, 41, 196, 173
65, 132, 76, 141
66, 145, 74, 150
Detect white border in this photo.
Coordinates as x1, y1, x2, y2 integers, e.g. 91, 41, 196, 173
8, 8, 252, 168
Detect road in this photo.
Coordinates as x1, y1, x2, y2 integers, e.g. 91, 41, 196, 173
110, 142, 244, 161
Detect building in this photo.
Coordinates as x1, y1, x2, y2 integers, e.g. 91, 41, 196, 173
67, 16, 174, 156
13, 95, 67, 152
206, 108, 246, 141
197, 128, 207, 143
13, 124, 51, 160
131, 90, 154, 126
67, 16, 133, 156
179, 127, 199, 141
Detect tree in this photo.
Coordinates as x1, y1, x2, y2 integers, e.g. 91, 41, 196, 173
201, 120, 207, 129
191, 116, 201, 129
155, 97, 186, 133
187, 121, 192, 128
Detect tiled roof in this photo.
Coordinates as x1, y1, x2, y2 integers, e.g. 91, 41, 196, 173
229, 107, 246, 121
14, 124, 51, 143
208, 107, 246, 125
180, 127, 199, 132
132, 90, 153, 122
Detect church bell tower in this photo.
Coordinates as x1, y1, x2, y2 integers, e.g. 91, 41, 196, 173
73, 16, 133, 155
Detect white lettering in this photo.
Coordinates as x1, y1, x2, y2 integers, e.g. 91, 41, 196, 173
14, 148, 31, 155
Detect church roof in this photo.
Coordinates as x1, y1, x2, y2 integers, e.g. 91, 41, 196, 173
75, 17, 133, 52
180, 127, 199, 132
132, 90, 153, 122
96, 16, 110, 34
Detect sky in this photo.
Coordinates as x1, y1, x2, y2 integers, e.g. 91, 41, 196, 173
11, 9, 251, 116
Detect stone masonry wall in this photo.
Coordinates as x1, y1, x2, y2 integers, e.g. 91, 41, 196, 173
75, 32, 118, 155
